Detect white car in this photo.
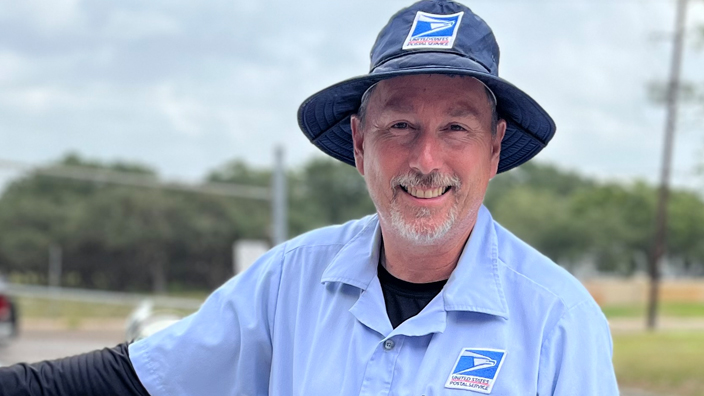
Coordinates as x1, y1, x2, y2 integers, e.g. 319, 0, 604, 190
125, 300, 180, 343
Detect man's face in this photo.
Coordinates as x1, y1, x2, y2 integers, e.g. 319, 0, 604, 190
351, 74, 506, 245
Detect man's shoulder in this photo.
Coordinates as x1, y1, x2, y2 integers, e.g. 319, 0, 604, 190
282, 214, 378, 255
491, 219, 594, 310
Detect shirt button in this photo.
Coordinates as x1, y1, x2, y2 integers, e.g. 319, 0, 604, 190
383, 339, 395, 350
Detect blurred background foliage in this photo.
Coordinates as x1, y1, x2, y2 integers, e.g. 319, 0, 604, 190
1, 154, 703, 293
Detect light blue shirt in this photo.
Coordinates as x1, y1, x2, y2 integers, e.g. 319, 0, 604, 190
129, 205, 618, 395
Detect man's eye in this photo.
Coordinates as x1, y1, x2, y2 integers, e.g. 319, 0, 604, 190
391, 122, 409, 129
449, 124, 466, 131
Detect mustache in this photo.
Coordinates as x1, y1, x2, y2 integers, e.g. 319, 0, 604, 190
390, 171, 461, 190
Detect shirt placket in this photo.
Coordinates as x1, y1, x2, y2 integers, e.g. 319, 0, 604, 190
358, 335, 406, 396
349, 275, 448, 396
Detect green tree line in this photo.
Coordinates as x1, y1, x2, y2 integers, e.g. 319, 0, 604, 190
0, 154, 703, 293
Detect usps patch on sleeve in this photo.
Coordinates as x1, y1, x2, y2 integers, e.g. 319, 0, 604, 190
445, 348, 506, 394
402, 11, 464, 50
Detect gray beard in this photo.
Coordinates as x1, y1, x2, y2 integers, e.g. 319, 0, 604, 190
388, 203, 458, 245
367, 169, 463, 245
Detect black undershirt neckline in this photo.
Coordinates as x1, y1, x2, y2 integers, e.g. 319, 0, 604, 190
377, 262, 448, 329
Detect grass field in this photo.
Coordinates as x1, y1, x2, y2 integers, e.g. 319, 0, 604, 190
14, 296, 199, 329
18, 297, 136, 318
603, 302, 704, 395
614, 331, 704, 396
602, 302, 704, 319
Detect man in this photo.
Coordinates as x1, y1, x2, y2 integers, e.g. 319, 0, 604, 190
0, 0, 619, 394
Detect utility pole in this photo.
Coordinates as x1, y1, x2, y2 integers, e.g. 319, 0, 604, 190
272, 146, 287, 246
48, 244, 62, 289
48, 244, 62, 316
647, 0, 688, 330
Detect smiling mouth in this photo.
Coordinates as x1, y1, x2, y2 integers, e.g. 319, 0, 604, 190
399, 185, 452, 199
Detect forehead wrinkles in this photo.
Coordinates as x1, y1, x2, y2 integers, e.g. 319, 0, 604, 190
447, 101, 485, 118
369, 81, 489, 120
368, 84, 415, 116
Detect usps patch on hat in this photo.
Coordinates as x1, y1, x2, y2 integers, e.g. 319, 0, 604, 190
402, 11, 464, 50
445, 348, 506, 394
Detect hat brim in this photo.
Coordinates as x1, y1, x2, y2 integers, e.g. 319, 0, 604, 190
297, 52, 556, 174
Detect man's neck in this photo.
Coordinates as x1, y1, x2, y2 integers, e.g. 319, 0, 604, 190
380, 225, 473, 284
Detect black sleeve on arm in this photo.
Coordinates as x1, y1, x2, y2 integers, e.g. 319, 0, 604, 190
0, 342, 151, 396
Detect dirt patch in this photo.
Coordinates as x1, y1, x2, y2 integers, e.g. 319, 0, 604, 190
609, 317, 704, 334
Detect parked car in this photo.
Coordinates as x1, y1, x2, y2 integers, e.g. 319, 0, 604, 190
0, 277, 18, 344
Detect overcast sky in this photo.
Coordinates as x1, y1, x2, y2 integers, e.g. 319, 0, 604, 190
1, 0, 703, 191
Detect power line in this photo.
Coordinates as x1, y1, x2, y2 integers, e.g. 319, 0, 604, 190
0, 158, 271, 201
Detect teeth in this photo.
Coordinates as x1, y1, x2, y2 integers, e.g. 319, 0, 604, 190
406, 187, 446, 199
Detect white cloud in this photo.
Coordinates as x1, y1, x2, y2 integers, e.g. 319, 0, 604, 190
154, 84, 209, 137
0, 0, 83, 32
102, 10, 181, 41
0, 51, 27, 83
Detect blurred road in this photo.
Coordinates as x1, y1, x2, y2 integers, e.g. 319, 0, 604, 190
0, 319, 124, 366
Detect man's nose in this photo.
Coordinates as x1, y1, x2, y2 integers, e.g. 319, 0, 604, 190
408, 131, 443, 174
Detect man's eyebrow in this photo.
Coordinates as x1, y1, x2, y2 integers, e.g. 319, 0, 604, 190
447, 102, 483, 118
381, 98, 416, 114
379, 99, 485, 117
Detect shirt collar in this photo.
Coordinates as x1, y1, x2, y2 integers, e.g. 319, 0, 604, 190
320, 205, 509, 320
320, 215, 381, 290
442, 205, 509, 319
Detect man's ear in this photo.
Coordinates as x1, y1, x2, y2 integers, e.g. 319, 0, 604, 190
351, 115, 365, 176
489, 119, 507, 179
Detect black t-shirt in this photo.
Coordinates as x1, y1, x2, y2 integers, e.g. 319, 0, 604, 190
378, 263, 448, 329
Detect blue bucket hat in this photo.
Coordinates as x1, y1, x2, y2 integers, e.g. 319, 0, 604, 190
297, 0, 556, 173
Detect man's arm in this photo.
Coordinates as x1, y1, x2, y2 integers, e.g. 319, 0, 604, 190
127, 245, 284, 395
0, 342, 150, 396
0, 244, 285, 396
